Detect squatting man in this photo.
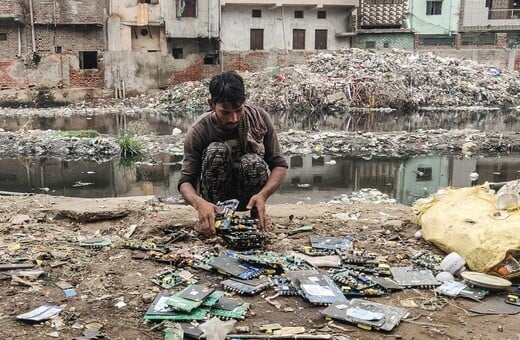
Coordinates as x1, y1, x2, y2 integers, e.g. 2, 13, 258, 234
177, 70, 288, 237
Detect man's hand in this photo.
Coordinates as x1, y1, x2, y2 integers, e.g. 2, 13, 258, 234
194, 199, 222, 238
247, 194, 272, 232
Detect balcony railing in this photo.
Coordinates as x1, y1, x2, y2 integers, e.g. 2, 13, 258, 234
488, 8, 520, 20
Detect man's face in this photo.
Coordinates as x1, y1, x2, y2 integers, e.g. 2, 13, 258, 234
210, 100, 245, 132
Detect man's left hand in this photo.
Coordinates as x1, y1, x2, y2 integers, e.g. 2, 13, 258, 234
246, 194, 272, 232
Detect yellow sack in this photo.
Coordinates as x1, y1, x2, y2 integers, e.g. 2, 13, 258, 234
414, 185, 520, 275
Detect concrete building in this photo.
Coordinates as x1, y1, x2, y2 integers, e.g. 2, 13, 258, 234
220, 0, 357, 52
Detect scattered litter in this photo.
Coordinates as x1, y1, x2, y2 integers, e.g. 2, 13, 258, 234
16, 305, 63, 322
309, 235, 353, 250
460, 271, 511, 289
78, 236, 112, 248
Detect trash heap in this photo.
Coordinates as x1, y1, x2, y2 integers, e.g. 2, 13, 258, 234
154, 48, 520, 120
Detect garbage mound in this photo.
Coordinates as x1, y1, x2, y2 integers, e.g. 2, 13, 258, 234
155, 48, 520, 118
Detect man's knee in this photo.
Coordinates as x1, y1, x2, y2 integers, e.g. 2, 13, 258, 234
202, 142, 230, 167
240, 153, 269, 182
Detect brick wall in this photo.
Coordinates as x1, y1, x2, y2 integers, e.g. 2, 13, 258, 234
69, 63, 104, 88
167, 51, 310, 85
0, 27, 22, 59
0, 60, 18, 89
496, 33, 507, 48
170, 56, 220, 84
29, 26, 104, 54
0, 0, 14, 15
32, 0, 104, 25
515, 55, 520, 71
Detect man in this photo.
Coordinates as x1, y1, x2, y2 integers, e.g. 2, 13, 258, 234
178, 70, 288, 237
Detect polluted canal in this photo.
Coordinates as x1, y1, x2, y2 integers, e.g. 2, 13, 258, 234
0, 108, 519, 206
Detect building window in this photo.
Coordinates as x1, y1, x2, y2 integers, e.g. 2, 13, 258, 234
295, 10, 304, 18
293, 29, 305, 49
172, 48, 183, 59
55, 46, 62, 53
317, 10, 326, 19
250, 29, 264, 50
312, 157, 324, 166
139, 0, 159, 3
204, 53, 218, 65
290, 156, 303, 168
419, 35, 454, 45
177, 0, 196, 17
461, 32, 496, 45
252, 9, 261, 18
383, 42, 389, 48
426, 1, 442, 15
365, 41, 376, 48
315, 30, 327, 50
0, 33, 7, 41
79, 51, 98, 69
416, 167, 432, 181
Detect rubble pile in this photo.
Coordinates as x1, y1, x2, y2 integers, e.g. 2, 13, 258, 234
155, 48, 520, 119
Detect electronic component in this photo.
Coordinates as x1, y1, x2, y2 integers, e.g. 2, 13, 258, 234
221, 277, 272, 295
390, 267, 440, 288
321, 299, 409, 332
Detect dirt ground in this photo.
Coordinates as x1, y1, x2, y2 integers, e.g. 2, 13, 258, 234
0, 194, 517, 340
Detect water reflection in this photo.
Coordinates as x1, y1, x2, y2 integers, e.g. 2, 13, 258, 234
0, 154, 518, 206
0, 109, 518, 134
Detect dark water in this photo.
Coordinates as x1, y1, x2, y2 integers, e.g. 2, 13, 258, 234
1, 109, 518, 205
0, 109, 518, 134
0, 154, 518, 206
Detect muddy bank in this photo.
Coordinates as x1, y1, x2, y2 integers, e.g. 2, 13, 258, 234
0, 194, 518, 339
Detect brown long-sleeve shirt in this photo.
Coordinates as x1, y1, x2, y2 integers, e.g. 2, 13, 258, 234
178, 104, 288, 191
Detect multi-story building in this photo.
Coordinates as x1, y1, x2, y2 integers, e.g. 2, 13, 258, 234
218, 0, 357, 72
460, 0, 520, 48
1, 0, 519, 99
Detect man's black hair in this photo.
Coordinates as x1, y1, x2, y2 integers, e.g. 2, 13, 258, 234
209, 70, 245, 108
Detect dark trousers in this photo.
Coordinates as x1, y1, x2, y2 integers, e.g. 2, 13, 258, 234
200, 142, 268, 211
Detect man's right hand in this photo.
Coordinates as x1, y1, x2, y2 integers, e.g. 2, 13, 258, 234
194, 199, 222, 238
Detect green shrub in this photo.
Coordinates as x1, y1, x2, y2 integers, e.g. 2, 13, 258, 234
117, 135, 144, 158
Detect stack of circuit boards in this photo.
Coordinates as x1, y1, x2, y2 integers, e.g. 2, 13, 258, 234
214, 199, 267, 250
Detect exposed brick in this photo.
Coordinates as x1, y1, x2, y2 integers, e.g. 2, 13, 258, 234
496, 33, 507, 48
170, 57, 220, 84
32, 0, 104, 25
0, 60, 18, 88
69, 63, 104, 88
